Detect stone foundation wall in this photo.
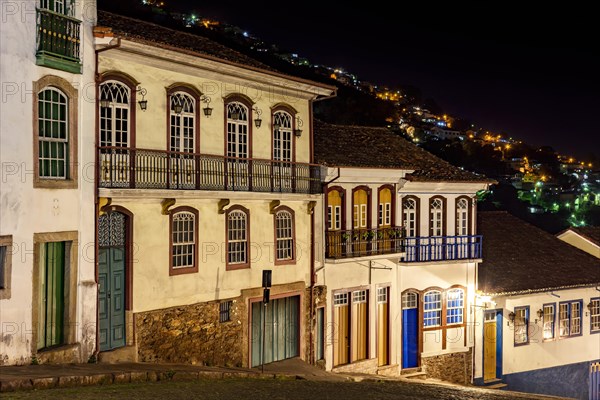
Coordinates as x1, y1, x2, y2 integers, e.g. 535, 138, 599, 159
135, 298, 245, 367
422, 348, 473, 384
332, 358, 378, 374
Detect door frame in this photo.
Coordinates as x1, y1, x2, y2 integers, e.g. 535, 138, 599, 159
248, 290, 303, 368
376, 284, 391, 367
482, 309, 503, 381
401, 289, 420, 369
96, 206, 134, 352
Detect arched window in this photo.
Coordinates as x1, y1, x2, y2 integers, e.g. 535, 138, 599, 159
226, 102, 249, 159
169, 92, 196, 153
456, 197, 469, 236
99, 81, 130, 148
430, 198, 444, 237
423, 290, 442, 327
227, 207, 249, 268
378, 187, 392, 227
353, 188, 369, 229
327, 189, 343, 231
446, 288, 464, 324
38, 87, 68, 179
402, 292, 418, 309
402, 197, 418, 237
275, 209, 295, 263
170, 208, 198, 275
273, 111, 293, 162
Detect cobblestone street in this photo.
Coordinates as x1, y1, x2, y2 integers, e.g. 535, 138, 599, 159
1, 378, 566, 400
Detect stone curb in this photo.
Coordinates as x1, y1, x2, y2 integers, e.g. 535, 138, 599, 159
0, 370, 300, 393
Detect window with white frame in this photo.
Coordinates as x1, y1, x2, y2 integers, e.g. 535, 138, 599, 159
456, 198, 469, 236
591, 298, 600, 333
273, 111, 293, 162
514, 307, 529, 345
99, 81, 130, 148
227, 209, 248, 265
403, 198, 417, 237
226, 102, 249, 159
543, 304, 555, 339
40, 0, 74, 15
275, 210, 294, 261
430, 198, 444, 236
327, 205, 341, 230
171, 211, 196, 269
559, 301, 582, 337
379, 202, 391, 226
38, 88, 69, 179
446, 288, 464, 324
377, 287, 388, 303
169, 92, 196, 153
423, 290, 442, 327
353, 204, 367, 228
402, 292, 418, 309
334, 292, 348, 306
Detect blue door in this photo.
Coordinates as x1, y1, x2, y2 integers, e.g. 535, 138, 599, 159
402, 292, 419, 369
98, 212, 127, 352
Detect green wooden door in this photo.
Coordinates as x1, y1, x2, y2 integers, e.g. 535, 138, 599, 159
251, 295, 299, 367
98, 212, 127, 351
37, 242, 65, 350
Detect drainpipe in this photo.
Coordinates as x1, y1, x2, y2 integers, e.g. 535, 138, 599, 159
92, 37, 122, 360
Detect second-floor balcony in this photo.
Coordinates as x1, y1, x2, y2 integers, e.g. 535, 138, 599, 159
325, 227, 405, 259
98, 147, 322, 194
36, 8, 81, 73
403, 235, 482, 262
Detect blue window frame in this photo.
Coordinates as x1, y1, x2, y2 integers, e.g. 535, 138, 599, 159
446, 288, 464, 325
542, 303, 555, 340
559, 300, 583, 338
423, 290, 441, 327
514, 306, 529, 345
590, 297, 600, 334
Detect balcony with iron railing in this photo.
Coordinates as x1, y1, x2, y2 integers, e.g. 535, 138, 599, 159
402, 235, 482, 262
36, 8, 81, 73
325, 227, 405, 259
98, 146, 322, 194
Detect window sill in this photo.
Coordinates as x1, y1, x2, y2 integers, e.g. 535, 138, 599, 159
274, 259, 296, 266
34, 178, 78, 189
169, 265, 198, 276
36, 53, 82, 74
226, 263, 250, 271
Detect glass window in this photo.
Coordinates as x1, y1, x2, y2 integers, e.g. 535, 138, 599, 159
334, 292, 348, 306
171, 212, 196, 269
377, 287, 388, 303
275, 210, 294, 261
402, 198, 417, 237
430, 198, 444, 236
423, 290, 442, 327
456, 198, 469, 236
591, 298, 600, 333
38, 88, 68, 179
99, 81, 130, 148
219, 301, 232, 323
353, 290, 367, 303
273, 111, 293, 162
227, 209, 248, 265
559, 301, 583, 337
402, 292, 418, 309
226, 102, 249, 159
169, 92, 196, 153
446, 288, 464, 325
514, 307, 529, 344
0, 245, 6, 290
543, 304, 555, 339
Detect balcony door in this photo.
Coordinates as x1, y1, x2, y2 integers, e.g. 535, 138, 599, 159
226, 102, 249, 190
169, 92, 197, 189
352, 188, 369, 255
378, 187, 393, 252
272, 110, 293, 192
99, 81, 131, 187
326, 189, 343, 258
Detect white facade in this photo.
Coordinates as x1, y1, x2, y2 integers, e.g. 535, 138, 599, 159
0, 0, 97, 364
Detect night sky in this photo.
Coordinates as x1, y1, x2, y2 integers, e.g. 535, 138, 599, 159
165, 2, 598, 160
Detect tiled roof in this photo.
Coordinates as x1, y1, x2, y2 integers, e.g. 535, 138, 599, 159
97, 11, 276, 72
478, 211, 600, 295
566, 226, 600, 246
313, 120, 493, 182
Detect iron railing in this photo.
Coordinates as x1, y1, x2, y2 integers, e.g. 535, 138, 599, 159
36, 9, 81, 63
403, 235, 482, 262
98, 146, 322, 194
325, 227, 405, 259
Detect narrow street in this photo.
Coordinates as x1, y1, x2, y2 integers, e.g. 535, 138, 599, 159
1, 378, 567, 400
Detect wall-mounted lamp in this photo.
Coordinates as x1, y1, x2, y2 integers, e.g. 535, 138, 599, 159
253, 107, 262, 128
136, 86, 148, 111
507, 311, 515, 327
201, 95, 212, 117
537, 309, 544, 319
588, 302, 595, 312
294, 116, 303, 137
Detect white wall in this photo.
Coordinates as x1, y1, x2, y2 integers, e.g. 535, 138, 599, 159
0, 0, 97, 364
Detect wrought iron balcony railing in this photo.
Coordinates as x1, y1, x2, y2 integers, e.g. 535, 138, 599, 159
403, 235, 482, 262
98, 146, 322, 194
36, 8, 81, 73
325, 227, 405, 259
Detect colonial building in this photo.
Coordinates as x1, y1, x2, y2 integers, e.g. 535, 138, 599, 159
557, 226, 600, 259
92, 12, 335, 366
474, 211, 600, 399
0, 0, 97, 364
313, 121, 493, 381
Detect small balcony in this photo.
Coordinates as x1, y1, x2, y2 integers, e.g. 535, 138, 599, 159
325, 227, 405, 259
403, 235, 482, 262
36, 8, 81, 73
98, 147, 322, 194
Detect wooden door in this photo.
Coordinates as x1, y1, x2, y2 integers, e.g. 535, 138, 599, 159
377, 287, 389, 366
327, 190, 343, 258
351, 290, 368, 361
37, 242, 65, 350
378, 188, 392, 252
333, 293, 349, 366
353, 189, 368, 254
484, 311, 497, 381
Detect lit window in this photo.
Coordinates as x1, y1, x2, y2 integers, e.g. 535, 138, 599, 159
227, 208, 249, 266
446, 288, 464, 325
430, 198, 444, 236
226, 102, 249, 159
403, 198, 417, 237
99, 81, 130, 148
169, 91, 196, 153
275, 209, 294, 262
514, 307, 529, 345
543, 304, 555, 339
456, 198, 469, 236
591, 298, 600, 333
171, 211, 196, 270
559, 301, 582, 337
423, 290, 441, 327
273, 111, 293, 162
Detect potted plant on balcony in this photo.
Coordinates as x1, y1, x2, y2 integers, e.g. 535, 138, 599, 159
362, 230, 375, 241
341, 233, 351, 242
